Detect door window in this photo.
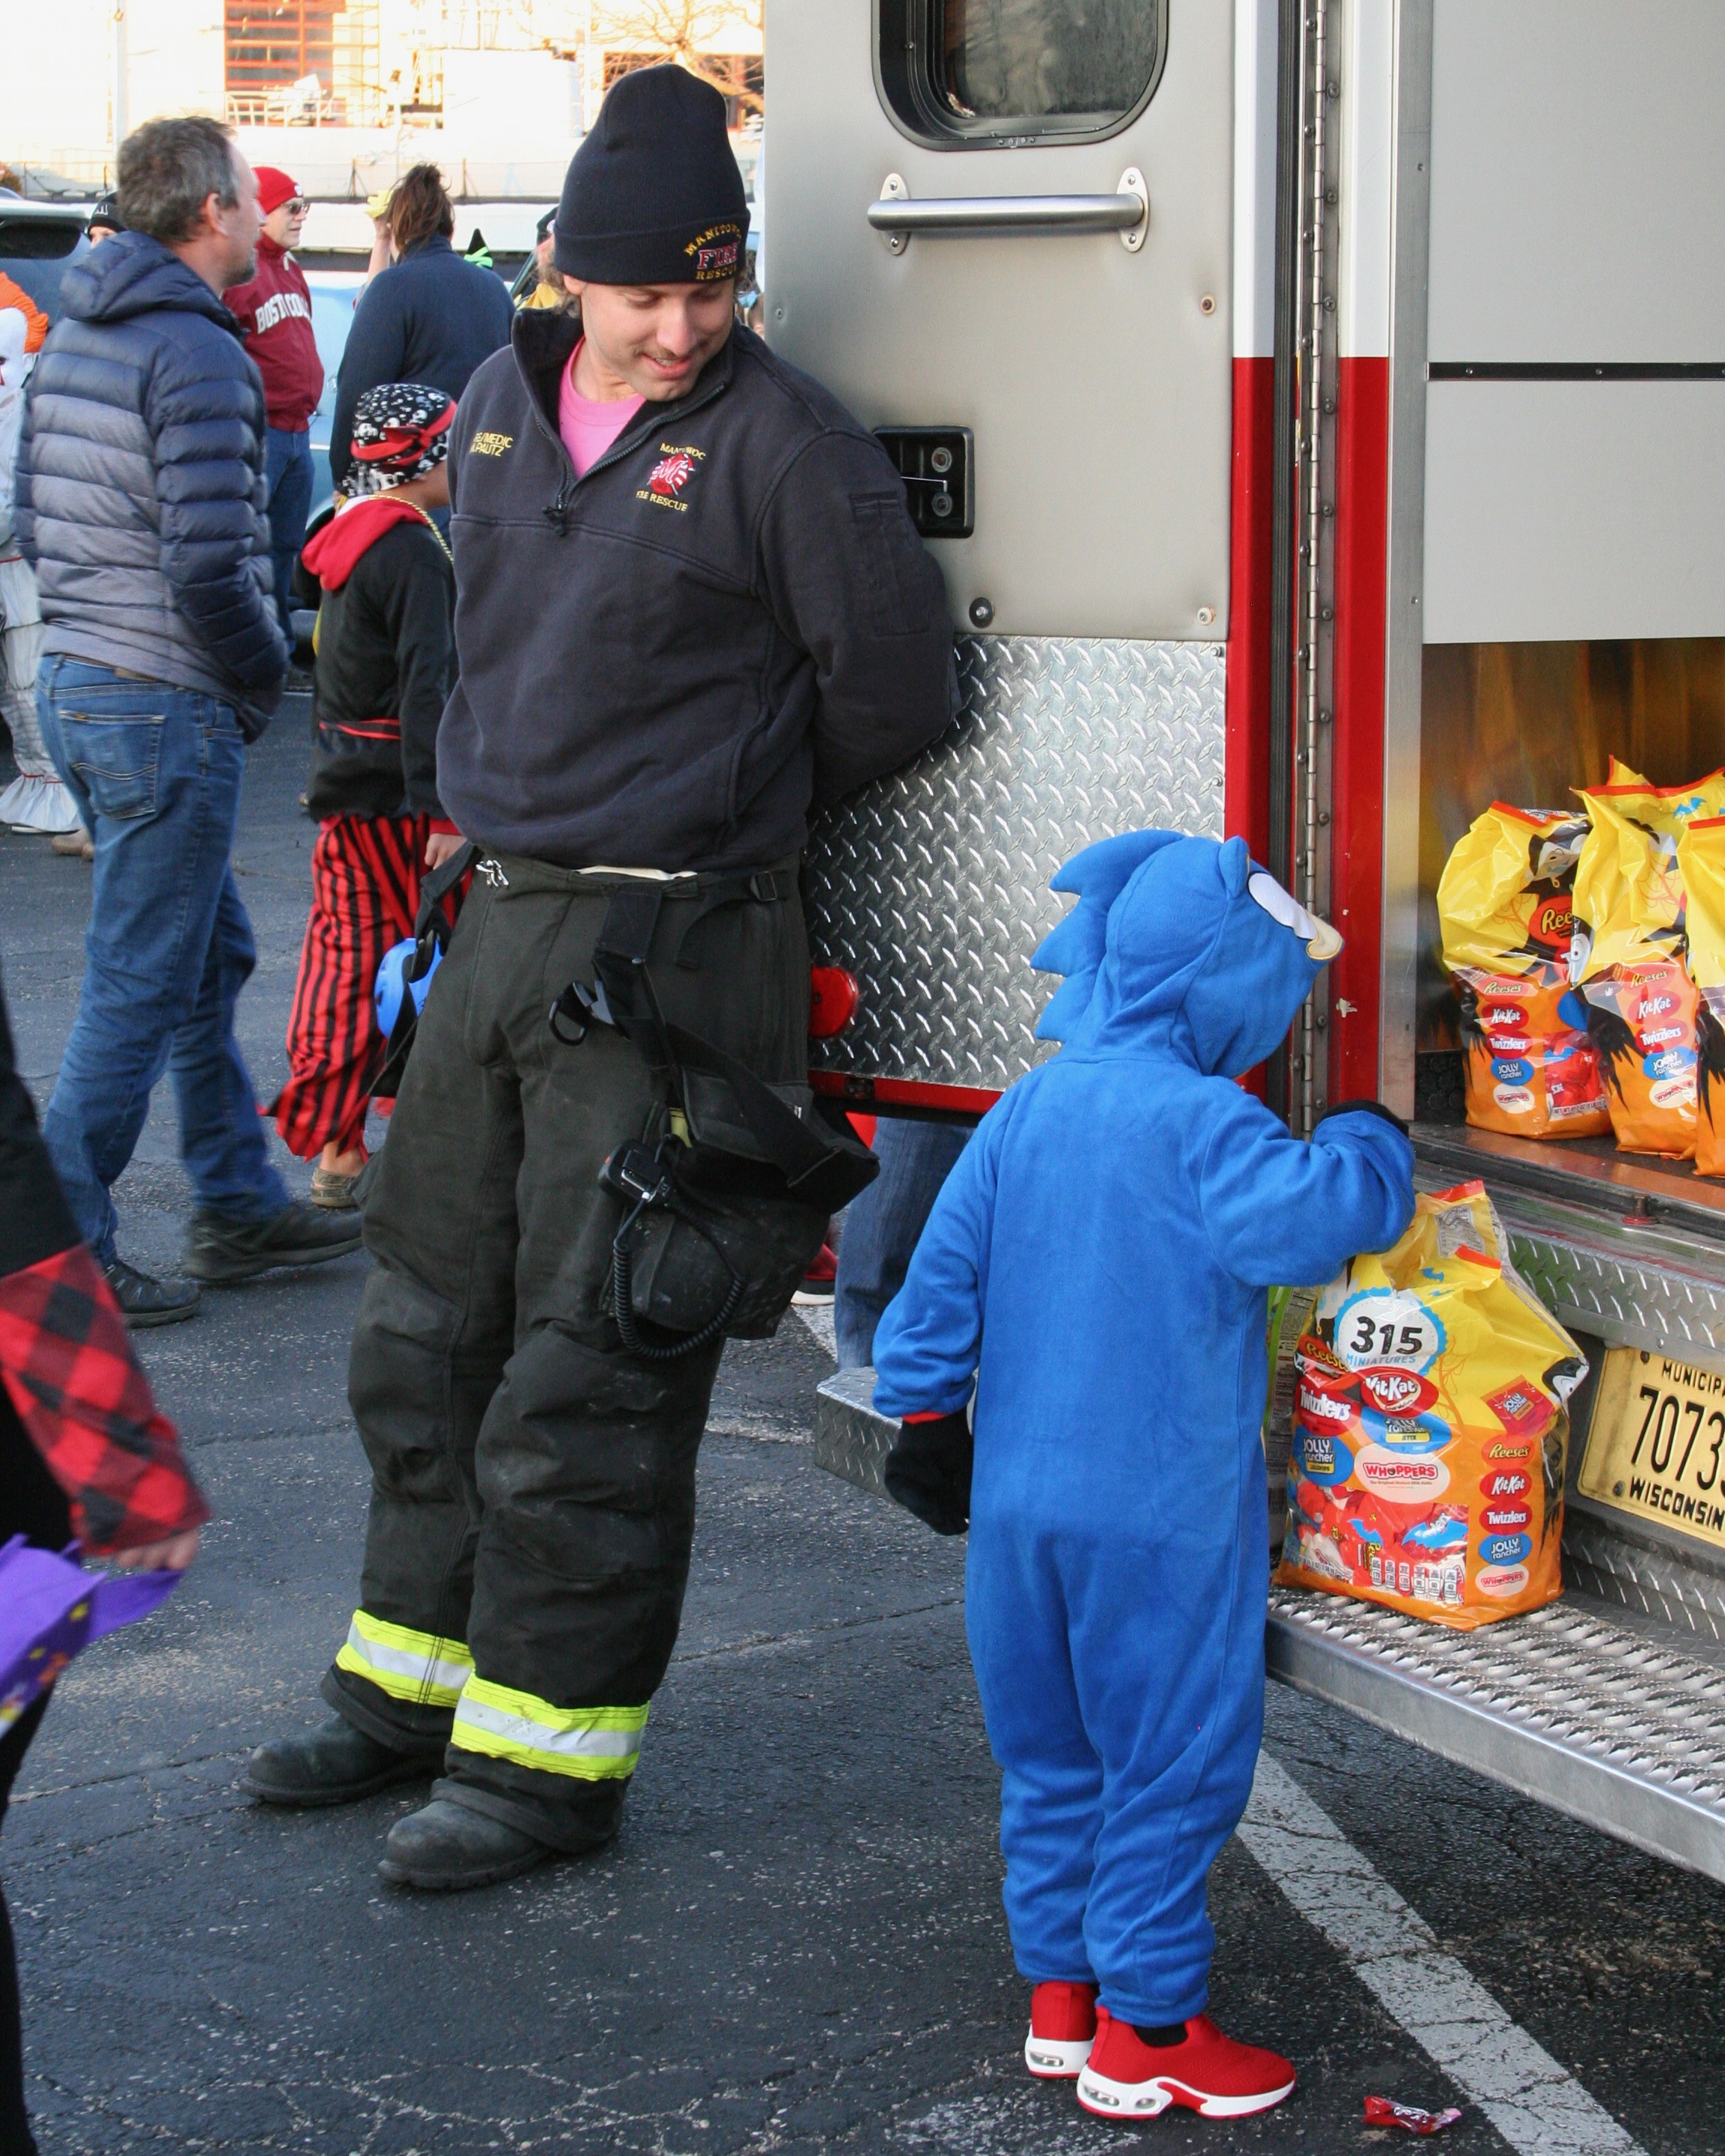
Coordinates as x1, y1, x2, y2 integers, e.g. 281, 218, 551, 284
878, 0, 1168, 147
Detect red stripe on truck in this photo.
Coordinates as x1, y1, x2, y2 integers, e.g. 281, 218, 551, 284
1225, 354, 1276, 868
1328, 353, 1390, 1103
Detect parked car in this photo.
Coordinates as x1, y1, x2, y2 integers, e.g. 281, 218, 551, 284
0, 197, 90, 323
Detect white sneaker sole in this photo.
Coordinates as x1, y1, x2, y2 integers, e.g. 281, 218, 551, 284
1024, 2029, 1093, 2079
1077, 2065, 1295, 2120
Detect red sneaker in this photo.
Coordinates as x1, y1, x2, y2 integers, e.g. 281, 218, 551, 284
1077, 2007, 1294, 2120
1023, 1980, 1098, 2079
792, 1240, 839, 1304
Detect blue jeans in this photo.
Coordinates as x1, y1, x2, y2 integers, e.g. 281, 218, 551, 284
37, 657, 288, 1264
834, 1116, 970, 1368
264, 427, 314, 631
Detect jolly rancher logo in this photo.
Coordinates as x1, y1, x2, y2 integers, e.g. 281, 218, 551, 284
638, 442, 707, 512
684, 222, 742, 281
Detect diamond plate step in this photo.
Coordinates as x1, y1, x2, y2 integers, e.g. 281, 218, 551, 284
1268, 1586, 1725, 1883
815, 1369, 1725, 1881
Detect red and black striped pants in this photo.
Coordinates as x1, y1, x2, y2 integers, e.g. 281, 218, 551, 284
273, 814, 453, 1161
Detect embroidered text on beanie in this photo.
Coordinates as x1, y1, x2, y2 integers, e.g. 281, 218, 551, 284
553, 64, 749, 287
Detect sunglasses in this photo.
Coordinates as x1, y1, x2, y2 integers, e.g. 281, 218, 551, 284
279, 198, 309, 215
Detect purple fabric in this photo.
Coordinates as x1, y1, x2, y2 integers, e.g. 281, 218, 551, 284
0, 1535, 179, 1729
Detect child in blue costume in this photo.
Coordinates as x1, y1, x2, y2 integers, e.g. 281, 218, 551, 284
872, 830, 1414, 2123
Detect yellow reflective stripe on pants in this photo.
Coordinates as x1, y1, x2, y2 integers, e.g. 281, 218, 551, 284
334, 1610, 474, 1708
450, 1675, 648, 1782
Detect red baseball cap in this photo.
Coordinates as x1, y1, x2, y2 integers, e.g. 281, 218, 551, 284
255, 167, 302, 216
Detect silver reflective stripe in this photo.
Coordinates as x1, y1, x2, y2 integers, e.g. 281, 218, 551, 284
340, 1616, 471, 1699
453, 1691, 642, 1761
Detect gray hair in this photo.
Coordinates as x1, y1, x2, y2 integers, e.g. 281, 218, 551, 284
117, 118, 240, 246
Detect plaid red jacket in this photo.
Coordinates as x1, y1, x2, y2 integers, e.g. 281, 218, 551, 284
0, 1242, 209, 1555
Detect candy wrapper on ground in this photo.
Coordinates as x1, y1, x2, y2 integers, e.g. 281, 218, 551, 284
1365, 2095, 1464, 2134
1435, 801, 1607, 1139
0, 1535, 180, 1732
1572, 767, 1725, 1158
1274, 1183, 1586, 1629
1674, 816, 1725, 1178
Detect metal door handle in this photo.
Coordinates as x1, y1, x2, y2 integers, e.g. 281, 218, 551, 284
869, 170, 1148, 253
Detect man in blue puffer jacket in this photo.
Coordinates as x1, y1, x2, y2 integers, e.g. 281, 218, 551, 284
16, 116, 360, 1324
871, 830, 1414, 2125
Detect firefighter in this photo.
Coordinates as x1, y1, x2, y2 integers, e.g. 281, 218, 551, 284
243, 63, 956, 1889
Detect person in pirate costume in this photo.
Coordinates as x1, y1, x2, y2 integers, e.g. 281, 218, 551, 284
244, 63, 956, 1889
267, 383, 461, 1210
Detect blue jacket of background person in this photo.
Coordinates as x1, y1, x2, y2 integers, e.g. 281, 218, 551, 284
16, 230, 287, 735
329, 235, 512, 488
871, 830, 1415, 2027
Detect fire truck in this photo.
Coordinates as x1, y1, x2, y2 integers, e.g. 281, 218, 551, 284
764, 0, 1725, 1881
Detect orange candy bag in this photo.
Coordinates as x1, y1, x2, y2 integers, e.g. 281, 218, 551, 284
1572, 769, 1725, 1157
1275, 1183, 1587, 1630
1435, 803, 1608, 1138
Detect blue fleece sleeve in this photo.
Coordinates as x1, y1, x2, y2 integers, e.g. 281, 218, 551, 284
1199, 1099, 1415, 1290
871, 1111, 1003, 1416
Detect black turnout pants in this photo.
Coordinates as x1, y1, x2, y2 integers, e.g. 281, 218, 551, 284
323, 852, 809, 1851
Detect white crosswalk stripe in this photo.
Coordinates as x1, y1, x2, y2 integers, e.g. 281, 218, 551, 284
1240, 1752, 1645, 2156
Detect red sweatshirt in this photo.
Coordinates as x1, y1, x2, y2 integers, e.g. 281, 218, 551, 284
225, 236, 323, 433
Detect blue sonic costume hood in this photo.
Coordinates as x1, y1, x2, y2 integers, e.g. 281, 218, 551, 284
871, 830, 1414, 2032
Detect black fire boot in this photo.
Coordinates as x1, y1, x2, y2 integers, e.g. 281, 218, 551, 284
378, 1796, 556, 1891
185, 1201, 363, 1283
242, 1717, 433, 1807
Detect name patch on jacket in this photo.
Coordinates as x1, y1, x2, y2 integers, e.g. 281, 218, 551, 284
251, 290, 311, 332
637, 442, 706, 513
684, 224, 742, 281
470, 432, 514, 457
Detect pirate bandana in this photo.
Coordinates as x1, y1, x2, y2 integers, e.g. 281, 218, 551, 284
347, 382, 456, 496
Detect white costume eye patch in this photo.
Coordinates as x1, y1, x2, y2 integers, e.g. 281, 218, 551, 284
1248, 871, 1343, 962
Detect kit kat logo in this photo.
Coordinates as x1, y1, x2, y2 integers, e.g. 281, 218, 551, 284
1358, 1366, 1439, 1417
684, 222, 743, 281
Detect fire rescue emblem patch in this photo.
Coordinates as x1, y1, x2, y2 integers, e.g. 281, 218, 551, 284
637, 442, 706, 513
684, 222, 743, 281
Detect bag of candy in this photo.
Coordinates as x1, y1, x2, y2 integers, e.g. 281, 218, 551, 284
1675, 815, 1725, 1178
1435, 802, 1607, 1137
1571, 768, 1725, 1157
1275, 1183, 1587, 1630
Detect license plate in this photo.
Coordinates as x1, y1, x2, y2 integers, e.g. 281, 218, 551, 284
1578, 1348, 1725, 1550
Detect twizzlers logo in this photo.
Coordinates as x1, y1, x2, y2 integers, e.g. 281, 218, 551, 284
637, 442, 707, 514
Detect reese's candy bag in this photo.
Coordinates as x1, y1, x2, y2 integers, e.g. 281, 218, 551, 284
1435, 803, 1607, 1138
1275, 1182, 1586, 1630
1572, 770, 1725, 1156
1676, 817, 1725, 1178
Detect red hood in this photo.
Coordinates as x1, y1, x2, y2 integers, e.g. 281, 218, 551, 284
300, 496, 431, 591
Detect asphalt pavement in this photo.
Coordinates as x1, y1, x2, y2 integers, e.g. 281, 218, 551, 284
1, 702, 1721, 2155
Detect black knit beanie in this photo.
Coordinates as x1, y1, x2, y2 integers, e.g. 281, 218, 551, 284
553, 64, 749, 286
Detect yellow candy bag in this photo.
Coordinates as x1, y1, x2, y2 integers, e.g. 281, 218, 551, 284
1275, 1183, 1587, 1630
1572, 769, 1725, 1157
1676, 816, 1725, 1178
1436, 803, 1608, 1137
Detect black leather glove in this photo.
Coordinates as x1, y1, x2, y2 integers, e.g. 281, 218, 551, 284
1314, 1097, 1411, 1138
883, 1410, 973, 1536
